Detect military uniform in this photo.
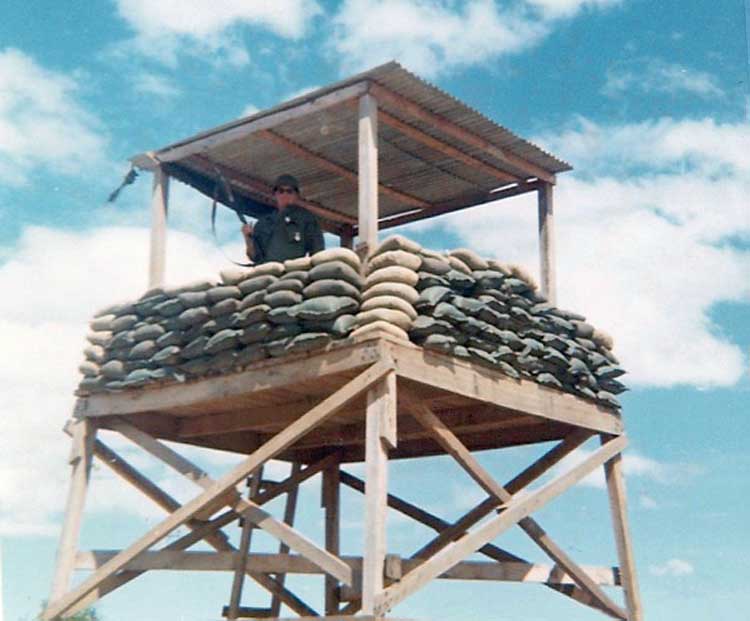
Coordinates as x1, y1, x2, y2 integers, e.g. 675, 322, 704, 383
251, 204, 324, 263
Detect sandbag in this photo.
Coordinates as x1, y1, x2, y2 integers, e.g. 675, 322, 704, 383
238, 321, 272, 345
220, 266, 253, 285
268, 305, 301, 325
238, 290, 267, 311
177, 290, 208, 309
303, 279, 361, 299
211, 298, 241, 317
309, 261, 362, 287
207, 286, 242, 303
205, 329, 239, 355
151, 345, 181, 365
369, 250, 421, 272
372, 235, 422, 256
177, 306, 210, 329
235, 304, 271, 327
365, 265, 419, 288
361, 295, 417, 320
350, 320, 409, 341
446, 255, 471, 275
129, 340, 157, 360
285, 332, 332, 354
419, 256, 451, 275
132, 324, 165, 342
281, 270, 311, 285
295, 296, 359, 321
409, 316, 454, 339
235, 344, 266, 367
84, 345, 106, 364
78, 361, 99, 377
311, 247, 361, 271
267, 278, 305, 294
111, 314, 139, 333
87, 331, 112, 347
361, 282, 419, 305
100, 359, 127, 379
284, 256, 312, 271
251, 261, 286, 277
416, 272, 449, 290
153, 298, 184, 317
356, 308, 413, 331
181, 335, 209, 359
238, 274, 279, 295
90, 314, 115, 331
449, 248, 488, 271
415, 286, 452, 309
264, 290, 303, 308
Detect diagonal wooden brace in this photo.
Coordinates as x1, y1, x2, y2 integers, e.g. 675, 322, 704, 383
408, 402, 628, 619
374, 434, 628, 615
43, 359, 393, 621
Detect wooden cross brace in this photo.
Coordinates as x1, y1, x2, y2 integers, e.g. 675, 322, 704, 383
43, 359, 394, 621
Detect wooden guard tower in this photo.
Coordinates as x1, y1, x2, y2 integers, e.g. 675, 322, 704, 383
44, 62, 642, 621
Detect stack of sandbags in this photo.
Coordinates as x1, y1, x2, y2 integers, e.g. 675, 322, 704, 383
77, 249, 365, 395
352, 236, 422, 341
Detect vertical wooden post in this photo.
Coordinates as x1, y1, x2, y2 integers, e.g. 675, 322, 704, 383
537, 182, 556, 305
49, 419, 95, 603
269, 463, 301, 617
322, 460, 341, 615
358, 92, 379, 254
361, 371, 396, 614
149, 166, 169, 289
601, 435, 643, 621
339, 227, 355, 250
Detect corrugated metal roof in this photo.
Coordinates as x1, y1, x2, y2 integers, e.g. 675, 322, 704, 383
132, 62, 571, 230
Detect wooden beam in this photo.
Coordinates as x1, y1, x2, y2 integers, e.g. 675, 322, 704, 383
358, 93, 379, 252
361, 372, 395, 613
76, 551, 619, 587
48, 419, 95, 605
131, 82, 370, 168
259, 129, 430, 209
376, 180, 541, 230
369, 83, 556, 184
387, 341, 623, 435
44, 360, 392, 620
602, 434, 643, 621
376, 106, 518, 184
373, 435, 628, 616
269, 463, 302, 617
148, 166, 169, 289
406, 402, 625, 618
79, 338, 384, 417
322, 461, 341, 615
538, 181, 556, 305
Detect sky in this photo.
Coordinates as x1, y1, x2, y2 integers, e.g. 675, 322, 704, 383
1, 1, 749, 620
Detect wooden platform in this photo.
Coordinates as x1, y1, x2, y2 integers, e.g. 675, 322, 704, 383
77, 332, 623, 463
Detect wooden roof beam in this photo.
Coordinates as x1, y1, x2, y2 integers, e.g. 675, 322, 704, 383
187, 154, 357, 230
258, 129, 432, 210
375, 180, 542, 230
369, 83, 556, 184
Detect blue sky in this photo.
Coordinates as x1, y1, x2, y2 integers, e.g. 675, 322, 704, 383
1, 1, 748, 620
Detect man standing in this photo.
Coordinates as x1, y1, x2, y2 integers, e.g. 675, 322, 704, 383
242, 174, 324, 263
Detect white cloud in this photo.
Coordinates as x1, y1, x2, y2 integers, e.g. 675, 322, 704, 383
329, 0, 622, 77
114, 0, 322, 66
638, 494, 658, 509
0, 225, 231, 536
413, 116, 750, 388
603, 59, 724, 99
0, 48, 108, 186
330, 0, 547, 77
649, 558, 694, 577
132, 71, 181, 99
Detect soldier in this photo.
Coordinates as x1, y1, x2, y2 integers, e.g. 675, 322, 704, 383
242, 174, 324, 263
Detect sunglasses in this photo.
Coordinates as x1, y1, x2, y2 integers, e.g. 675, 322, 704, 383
274, 187, 297, 195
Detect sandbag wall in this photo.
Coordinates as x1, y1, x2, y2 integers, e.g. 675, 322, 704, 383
77, 236, 626, 409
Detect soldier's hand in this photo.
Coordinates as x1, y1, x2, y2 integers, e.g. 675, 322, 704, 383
241, 223, 254, 239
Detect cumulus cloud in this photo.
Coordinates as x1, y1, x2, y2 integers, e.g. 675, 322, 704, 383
0, 225, 233, 536
0, 48, 108, 186
603, 58, 724, 99
413, 116, 750, 387
328, 0, 623, 77
649, 558, 694, 577
114, 0, 322, 67
132, 71, 181, 99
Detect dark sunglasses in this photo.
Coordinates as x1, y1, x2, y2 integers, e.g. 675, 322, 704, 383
274, 187, 297, 195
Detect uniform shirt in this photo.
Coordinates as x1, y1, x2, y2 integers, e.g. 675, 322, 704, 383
251, 204, 324, 263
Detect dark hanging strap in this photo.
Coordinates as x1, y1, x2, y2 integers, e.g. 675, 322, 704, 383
106, 166, 138, 203
209, 160, 254, 267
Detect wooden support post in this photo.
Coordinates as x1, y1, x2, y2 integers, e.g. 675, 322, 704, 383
322, 460, 341, 615
49, 419, 95, 604
537, 181, 556, 305
149, 166, 169, 289
227, 467, 264, 620
339, 227, 354, 250
361, 372, 396, 614
602, 435, 643, 621
358, 92, 379, 254
269, 463, 302, 617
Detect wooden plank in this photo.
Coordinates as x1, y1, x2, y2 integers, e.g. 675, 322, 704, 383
43, 360, 392, 620
269, 463, 301, 617
227, 468, 264, 619
76, 551, 619, 586
369, 83, 556, 184
149, 166, 169, 288
259, 129, 430, 209
132, 82, 370, 168
48, 419, 95, 604
376, 181, 541, 230
388, 340, 623, 434
113, 420, 353, 586
79, 338, 384, 417
602, 434, 643, 621
407, 403, 625, 618
322, 461, 341, 615
538, 182, 556, 305
373, 436, 628, 615
361, 372, 394, 614
358, 93, 379, 252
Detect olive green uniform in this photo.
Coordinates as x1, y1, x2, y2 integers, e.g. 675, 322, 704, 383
251, 204, 324, 263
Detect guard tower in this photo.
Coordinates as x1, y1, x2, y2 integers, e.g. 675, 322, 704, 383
44, 62, 641, 621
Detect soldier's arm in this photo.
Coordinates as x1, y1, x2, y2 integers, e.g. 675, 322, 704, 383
305, 214, 325, 256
